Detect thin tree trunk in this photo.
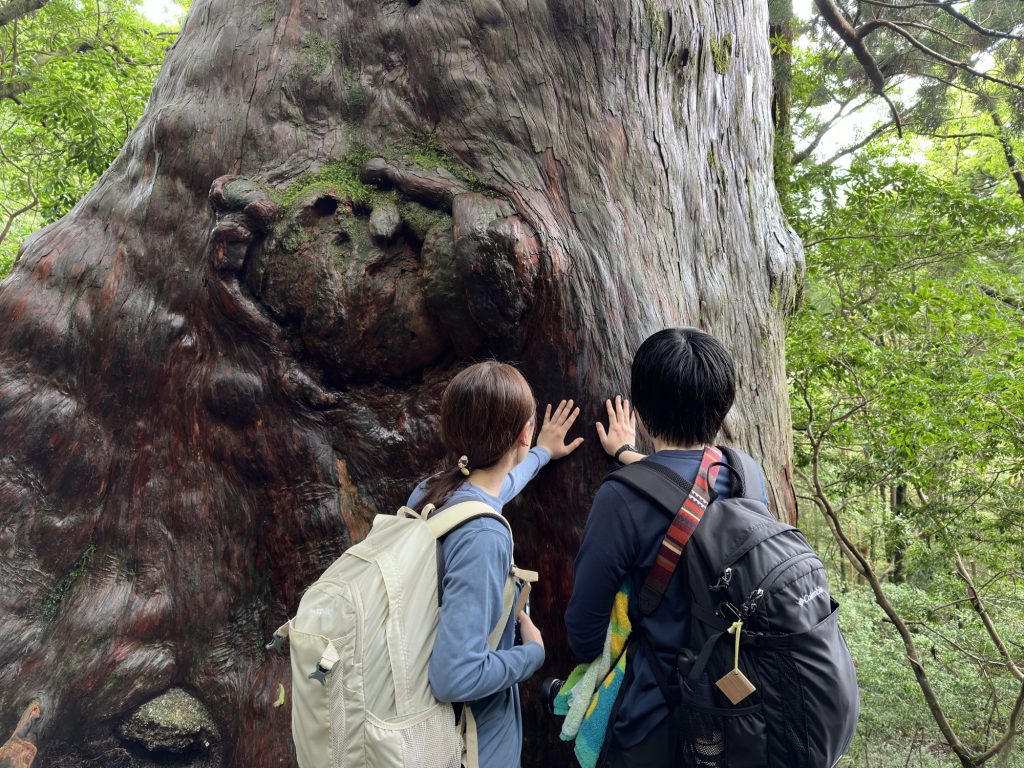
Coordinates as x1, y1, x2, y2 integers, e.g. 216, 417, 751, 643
769, 0, 795, 199
0, 0, 803, 765
990, 110, 1024, 207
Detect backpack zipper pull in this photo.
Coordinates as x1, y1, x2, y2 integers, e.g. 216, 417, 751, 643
710, 567, 733, 591
715, 620, 757, 705
739, 588, 764, 619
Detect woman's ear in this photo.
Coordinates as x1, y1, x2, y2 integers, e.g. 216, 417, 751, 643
518, 420, 533, 447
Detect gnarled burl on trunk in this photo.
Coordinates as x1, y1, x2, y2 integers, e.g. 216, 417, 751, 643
0, 0, 803, 765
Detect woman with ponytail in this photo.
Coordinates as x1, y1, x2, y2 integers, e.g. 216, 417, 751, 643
407, 361, 583, 768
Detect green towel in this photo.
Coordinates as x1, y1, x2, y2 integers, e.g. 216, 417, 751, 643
554, 583, 632, 768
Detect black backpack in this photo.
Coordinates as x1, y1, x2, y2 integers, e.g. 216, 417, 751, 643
609, 447, 858, 768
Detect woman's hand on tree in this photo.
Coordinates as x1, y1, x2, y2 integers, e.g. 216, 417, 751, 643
536, 399, 584, 460
596, 395, 642, 463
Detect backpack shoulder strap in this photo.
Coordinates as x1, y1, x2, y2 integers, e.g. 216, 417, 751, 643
639, 447, 723, 615
606, 461, 692, 516
426, 501, 520, 650
425, 500, 513, 543
718, 446, 764, 502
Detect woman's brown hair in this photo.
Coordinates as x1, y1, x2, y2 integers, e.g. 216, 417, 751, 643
418, 361, 536, 509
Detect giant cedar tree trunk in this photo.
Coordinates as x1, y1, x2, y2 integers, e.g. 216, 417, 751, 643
0, 0, 803, 765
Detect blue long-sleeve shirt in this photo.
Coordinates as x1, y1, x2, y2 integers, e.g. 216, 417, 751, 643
407, 447, 549, 768
565, 449, 768, 749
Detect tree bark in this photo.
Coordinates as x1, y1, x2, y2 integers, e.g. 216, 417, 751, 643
0, 0, 803, 765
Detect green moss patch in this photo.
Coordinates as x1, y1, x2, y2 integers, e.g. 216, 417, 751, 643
276, 152, 392, 211
388, 136, 489, 194
302, 33, 337, 73
710, 34, 733, 74
42, 544, 96, 621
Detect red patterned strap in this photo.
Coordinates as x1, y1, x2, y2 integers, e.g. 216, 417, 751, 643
639, 446, 723, 616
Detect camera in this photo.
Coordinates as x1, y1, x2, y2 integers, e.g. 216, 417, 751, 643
540, 677, 564, 715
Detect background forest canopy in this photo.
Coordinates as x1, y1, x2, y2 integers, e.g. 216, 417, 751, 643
1, 0, 1023, 766
0, 0, 183, 274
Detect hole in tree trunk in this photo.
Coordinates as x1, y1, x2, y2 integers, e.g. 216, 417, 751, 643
312, 196, 339, 217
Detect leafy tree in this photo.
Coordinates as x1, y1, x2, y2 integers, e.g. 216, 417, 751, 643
786, 107, 1024, 768
786, 0, 1024, 217
0, 0, 181, 275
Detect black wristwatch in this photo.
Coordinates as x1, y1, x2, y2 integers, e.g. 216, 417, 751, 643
613, 443, 638, 463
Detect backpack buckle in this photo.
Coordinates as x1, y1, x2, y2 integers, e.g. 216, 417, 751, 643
308, 665, 332, 686
718, 602, 741, 621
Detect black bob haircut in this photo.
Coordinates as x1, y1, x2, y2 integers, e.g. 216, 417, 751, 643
630, 327, 736, 447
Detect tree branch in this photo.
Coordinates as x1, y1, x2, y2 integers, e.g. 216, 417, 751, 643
868, 19, 1024, 93
0, 195, 36, 248
804, 423, 976, 766
975, 679, 1024, 764
0, 78, 30, 101
981, 287, 1024, 314
932, 1, 1024, 42
929, 131, 997, 140
819, 120, 893, 166
955, 552, 1023, 683
813, 0, 904, 134
0, 0, 48, 26
989, 110, 1024, 207
793, 94, 876, 165
859, 17, 969, 50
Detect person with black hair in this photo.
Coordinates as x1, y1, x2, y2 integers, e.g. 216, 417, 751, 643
565, 327, 770, 768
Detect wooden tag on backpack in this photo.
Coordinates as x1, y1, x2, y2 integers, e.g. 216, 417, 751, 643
716, 668, 756, 705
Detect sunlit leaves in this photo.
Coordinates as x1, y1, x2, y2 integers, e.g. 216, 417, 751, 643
0, 0, 182, 274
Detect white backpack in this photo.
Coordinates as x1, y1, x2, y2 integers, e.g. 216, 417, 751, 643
267, 502, 537, 768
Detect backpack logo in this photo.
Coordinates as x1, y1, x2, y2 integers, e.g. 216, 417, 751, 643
796, 586, 825, 607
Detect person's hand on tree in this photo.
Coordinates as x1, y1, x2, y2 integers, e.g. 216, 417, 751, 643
536, 399, 584, 460
596, 395, 644, 464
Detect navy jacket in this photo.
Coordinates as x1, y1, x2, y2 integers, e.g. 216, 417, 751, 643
565, 448, 768, 749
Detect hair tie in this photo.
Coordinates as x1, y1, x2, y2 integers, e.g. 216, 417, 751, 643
457, 455, 471, 476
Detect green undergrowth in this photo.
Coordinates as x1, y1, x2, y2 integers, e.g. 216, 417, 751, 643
0, 249, 15, 280
835, 581, 1024, 767
302, 33, 337, 73
41, 544, 96, 621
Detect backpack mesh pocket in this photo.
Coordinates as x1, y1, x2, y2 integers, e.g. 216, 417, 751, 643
675, 692, 767, 768
328, 668, 349, 768
364, 704, 461, 768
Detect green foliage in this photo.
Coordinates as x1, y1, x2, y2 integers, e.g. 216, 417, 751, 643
789, 152, 1024, 552
839, 582, 1024, 767
786, 29, 1024, 760
0, 0, 183, 277
0, 246, 13, 277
